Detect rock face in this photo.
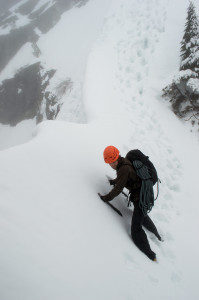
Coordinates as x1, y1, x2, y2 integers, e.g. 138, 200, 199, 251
0, 63, 57, 125
0, 24, 38, 72
0, 0, 89, 126
0, 63, 41, 125
0, 0, 20, 14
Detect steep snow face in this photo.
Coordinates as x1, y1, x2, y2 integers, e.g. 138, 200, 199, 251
1, 0, 199, 300
40, 0, 113, 123
83, 0, 168, 120
37, 0, 112, 81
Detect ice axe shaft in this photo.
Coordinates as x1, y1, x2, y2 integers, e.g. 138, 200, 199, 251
98, 193, 122, 217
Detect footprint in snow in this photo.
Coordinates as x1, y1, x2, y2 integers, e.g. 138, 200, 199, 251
124, 252, 140, 270
148, 233, 163, 246
137, 49, 142, 57
154, 212, 169, 223
148, 274, 159, 285
141, 57, 147, 66
125, 66, 132, 73
160, 202, 171, 210
166, 181, 181, 193
161, 247, 176, 261
136, 72, 142, 81
139, 86, 144, 95
171, 272, 181, 283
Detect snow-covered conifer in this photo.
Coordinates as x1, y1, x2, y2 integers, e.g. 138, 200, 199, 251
163, 1, 199, 122
180, 1, 199, 71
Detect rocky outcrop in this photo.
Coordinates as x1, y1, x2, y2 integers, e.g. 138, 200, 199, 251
0, 24, 38, 72
0, 0, 20, 14
0, 63, 57, 125
0, 0, 89, 126
0, 0, 89, 72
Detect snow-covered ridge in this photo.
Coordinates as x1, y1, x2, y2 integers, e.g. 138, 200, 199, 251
0, 1, 199, 299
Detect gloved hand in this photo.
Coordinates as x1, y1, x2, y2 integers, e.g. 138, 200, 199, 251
98, 193, 106, 202
109, 179, 115, 186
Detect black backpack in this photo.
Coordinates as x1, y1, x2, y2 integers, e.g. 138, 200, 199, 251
126, 149, 160, 215
126, 149, 158, 185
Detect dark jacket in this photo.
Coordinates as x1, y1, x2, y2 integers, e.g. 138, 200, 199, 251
103, 156, 141, 202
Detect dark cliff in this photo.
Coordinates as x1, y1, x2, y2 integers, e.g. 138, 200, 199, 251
0, 0, 89, 125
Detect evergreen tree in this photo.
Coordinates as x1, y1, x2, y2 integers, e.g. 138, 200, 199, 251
163, 1, 199, 122
180, 1, 199, 71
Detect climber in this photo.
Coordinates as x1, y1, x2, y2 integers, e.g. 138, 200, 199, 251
98, 145, 162, 261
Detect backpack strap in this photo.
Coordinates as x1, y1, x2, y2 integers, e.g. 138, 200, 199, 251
127, 192, 132, 207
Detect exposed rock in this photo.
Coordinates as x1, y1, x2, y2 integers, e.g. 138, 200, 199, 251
0, 13, 18, 28
0, 0, 20, 14
16, 0, 40, 15
0, 63, 41, 125
0, 63, 58, 126
0, 0, 90, 71
0, 25, 39, 72
45, 79, 72, 120
0, 0, 89, 126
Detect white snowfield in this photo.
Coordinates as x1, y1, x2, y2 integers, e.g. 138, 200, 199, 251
0, 0, 199, 300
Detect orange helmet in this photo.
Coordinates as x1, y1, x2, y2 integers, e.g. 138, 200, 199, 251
103, 146, 119, 164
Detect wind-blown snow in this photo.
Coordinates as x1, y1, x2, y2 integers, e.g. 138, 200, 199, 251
1, 0, 199, 300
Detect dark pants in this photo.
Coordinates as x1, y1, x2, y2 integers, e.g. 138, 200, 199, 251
131, 201, 161, 260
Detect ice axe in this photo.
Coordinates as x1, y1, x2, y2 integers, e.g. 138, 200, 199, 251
97, 193, 122, 217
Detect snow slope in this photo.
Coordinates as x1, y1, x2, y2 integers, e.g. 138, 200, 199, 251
1, 0, 199, 299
